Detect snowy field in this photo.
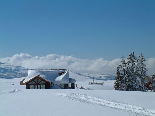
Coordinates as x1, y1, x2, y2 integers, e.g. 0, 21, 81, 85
0, 72, 155, 116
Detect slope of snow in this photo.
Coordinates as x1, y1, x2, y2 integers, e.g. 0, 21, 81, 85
0, 71, 155, 116
70, 71, 115, 90
74, 72, 116, 80
0, 62, 27, 79
57, 93, 155, 116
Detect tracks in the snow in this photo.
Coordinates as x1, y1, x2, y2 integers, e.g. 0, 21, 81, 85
56, 93, 155, 116
0, 89, 20, 95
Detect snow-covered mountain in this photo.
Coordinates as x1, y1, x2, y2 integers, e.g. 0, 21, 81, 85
0, 62, 27, 79
74, 72, 115, 80
0, 62, 115, 80
0, 62, 115, 90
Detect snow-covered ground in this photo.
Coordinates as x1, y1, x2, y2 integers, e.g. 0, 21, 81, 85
0, 71, 155, 116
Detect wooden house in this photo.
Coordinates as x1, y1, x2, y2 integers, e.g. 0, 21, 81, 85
20, 69, 76, 89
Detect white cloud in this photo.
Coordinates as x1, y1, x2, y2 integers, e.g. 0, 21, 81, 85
146, 58, 155, 75
0, 53, 155, 75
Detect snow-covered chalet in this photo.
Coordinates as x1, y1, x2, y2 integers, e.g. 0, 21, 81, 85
20, 69, 76, 89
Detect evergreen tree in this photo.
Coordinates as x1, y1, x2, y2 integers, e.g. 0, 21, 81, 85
114, 56, 127, 90
120, 56, 127, 90
114, 52, 148, 91
136, 53, 147, 91
114, 66, 121, 90
151, 75, 155, 92
126, 52, 137, 91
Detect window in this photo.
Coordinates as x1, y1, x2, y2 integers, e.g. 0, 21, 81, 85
39, 81, 46, 84
60, 84, 64, 88
34, 85, 37, 89
30, 85, 34, 89
41, 84, 45, 89
27, 77, 50, 89
29, 81, 36, 84
68, 83, 71, 88
33, 78, 38, 83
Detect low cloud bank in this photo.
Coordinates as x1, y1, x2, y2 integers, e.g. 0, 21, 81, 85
146, 58, 155, 75
0, 53, 155, 75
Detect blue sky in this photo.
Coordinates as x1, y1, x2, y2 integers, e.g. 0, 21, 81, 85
0, 0, 155, 60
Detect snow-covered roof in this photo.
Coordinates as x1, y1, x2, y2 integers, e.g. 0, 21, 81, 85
23, 69, 70, 84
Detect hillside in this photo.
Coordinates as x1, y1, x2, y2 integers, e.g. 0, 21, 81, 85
0, 63, 155, 116
0, 75, 155, 116
0, 62, 115, 90
70, 71, 115, 90
0, 62, 27, 79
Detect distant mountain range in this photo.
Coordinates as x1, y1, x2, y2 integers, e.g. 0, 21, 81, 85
74, 72, 116, 80
0, 62, 115, 80
0, 62, 27, 79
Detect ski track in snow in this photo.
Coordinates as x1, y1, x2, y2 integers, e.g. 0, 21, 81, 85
1, 90, 155, 116
0, 89, 20, 95
55, 93, 155, 116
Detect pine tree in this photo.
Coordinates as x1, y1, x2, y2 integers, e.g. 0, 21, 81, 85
126, 52, 137, 91
114, 66, 121, 90
114, 56, 127, 90
136, 53, 147, 91
120, 56, 127, 90
114, 52, 148, 91
151, 75, 155, 92
153, 76, 155, 92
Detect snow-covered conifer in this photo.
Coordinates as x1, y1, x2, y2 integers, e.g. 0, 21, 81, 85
115, 56, 127, 90
114, 66, 121, 90
126, 52, 137, 91
136, 53, 147, 91
114, 52, 147, 91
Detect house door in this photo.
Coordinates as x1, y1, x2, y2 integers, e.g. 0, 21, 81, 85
64, 84, 68, 89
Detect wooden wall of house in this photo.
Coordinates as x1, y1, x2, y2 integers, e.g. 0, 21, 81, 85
20, 79, 26, 85
26, 84, 29, 89
71, 83, 75, 89
64, 84, 68, 89
26, 83, 75, 89
45, 83, 50, 89
26, 82, 50, 89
